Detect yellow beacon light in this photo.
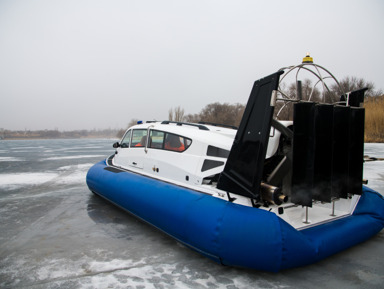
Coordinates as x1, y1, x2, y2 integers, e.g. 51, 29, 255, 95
302, 53, 313, 63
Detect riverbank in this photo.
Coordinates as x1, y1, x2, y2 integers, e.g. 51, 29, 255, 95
365, 95, 384, 142
0, 128, 120, 140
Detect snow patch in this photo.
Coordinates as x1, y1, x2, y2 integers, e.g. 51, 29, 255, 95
0, 157, 24, 162
0, 173, 58, 189
55, 163, 94, 185
57, 163, 94, 171
43, 155, 105, 161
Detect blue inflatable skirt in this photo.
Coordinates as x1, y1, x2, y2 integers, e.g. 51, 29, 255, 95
86, 160, 384, 272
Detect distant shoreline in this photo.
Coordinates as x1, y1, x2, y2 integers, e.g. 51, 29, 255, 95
1, 136, 118, 140
0, 128, 123, 141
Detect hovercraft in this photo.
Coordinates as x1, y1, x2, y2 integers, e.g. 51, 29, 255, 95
86, 55, 384, 272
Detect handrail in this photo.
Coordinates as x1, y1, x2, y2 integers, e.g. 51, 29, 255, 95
161, 121, 209, 130
198, 121, 238, 130
145, 125, 154, 153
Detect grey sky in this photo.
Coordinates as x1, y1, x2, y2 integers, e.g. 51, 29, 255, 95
1, 0, 383, 131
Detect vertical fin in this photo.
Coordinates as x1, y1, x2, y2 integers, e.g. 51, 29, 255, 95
347, 107, 364, 195
217, 71, 283, 199
291, 102, 316, 207
313, 104, 334, 203
332, 106, 350, 198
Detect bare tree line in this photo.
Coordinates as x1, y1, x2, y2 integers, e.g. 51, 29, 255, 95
275, 76, 383, 120
168, 106, 185, 122
117, 76, 382, 138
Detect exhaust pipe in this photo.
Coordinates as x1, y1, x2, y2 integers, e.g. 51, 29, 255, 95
260, 182, 288, 205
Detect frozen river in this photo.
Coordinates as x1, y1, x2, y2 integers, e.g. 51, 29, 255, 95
0, 139, 383, 288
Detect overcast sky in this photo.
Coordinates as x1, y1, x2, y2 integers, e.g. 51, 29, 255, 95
1, 0, 383, 131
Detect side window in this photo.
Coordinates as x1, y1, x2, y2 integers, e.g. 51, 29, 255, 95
131, 129, 148, 147
120, 130, 131, 148
164, 133, 191, 152
149, 130, 165, 149
147, 130, 192, 152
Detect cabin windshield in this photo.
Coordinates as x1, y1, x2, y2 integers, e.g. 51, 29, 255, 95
120, 130, 131, 148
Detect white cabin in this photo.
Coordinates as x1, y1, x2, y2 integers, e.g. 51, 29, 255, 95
112, 121, 289, 188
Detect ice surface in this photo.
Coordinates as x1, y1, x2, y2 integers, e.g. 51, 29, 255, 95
363, 161, 384, 193
0, 139, 383, 289
363, 144, 384, 195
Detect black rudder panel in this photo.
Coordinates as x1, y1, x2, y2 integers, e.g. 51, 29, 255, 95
313, 104, 334, 202
332, 106, 350, 198
217, 71, 283, 199
291, 102, 316, 207
348, 107, 365, 195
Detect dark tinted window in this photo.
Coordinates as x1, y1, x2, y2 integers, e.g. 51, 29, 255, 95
207, 145, 230, 158
201, 159, 224, 172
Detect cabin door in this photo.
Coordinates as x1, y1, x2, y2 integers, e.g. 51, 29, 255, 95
113, 129, 148, 170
